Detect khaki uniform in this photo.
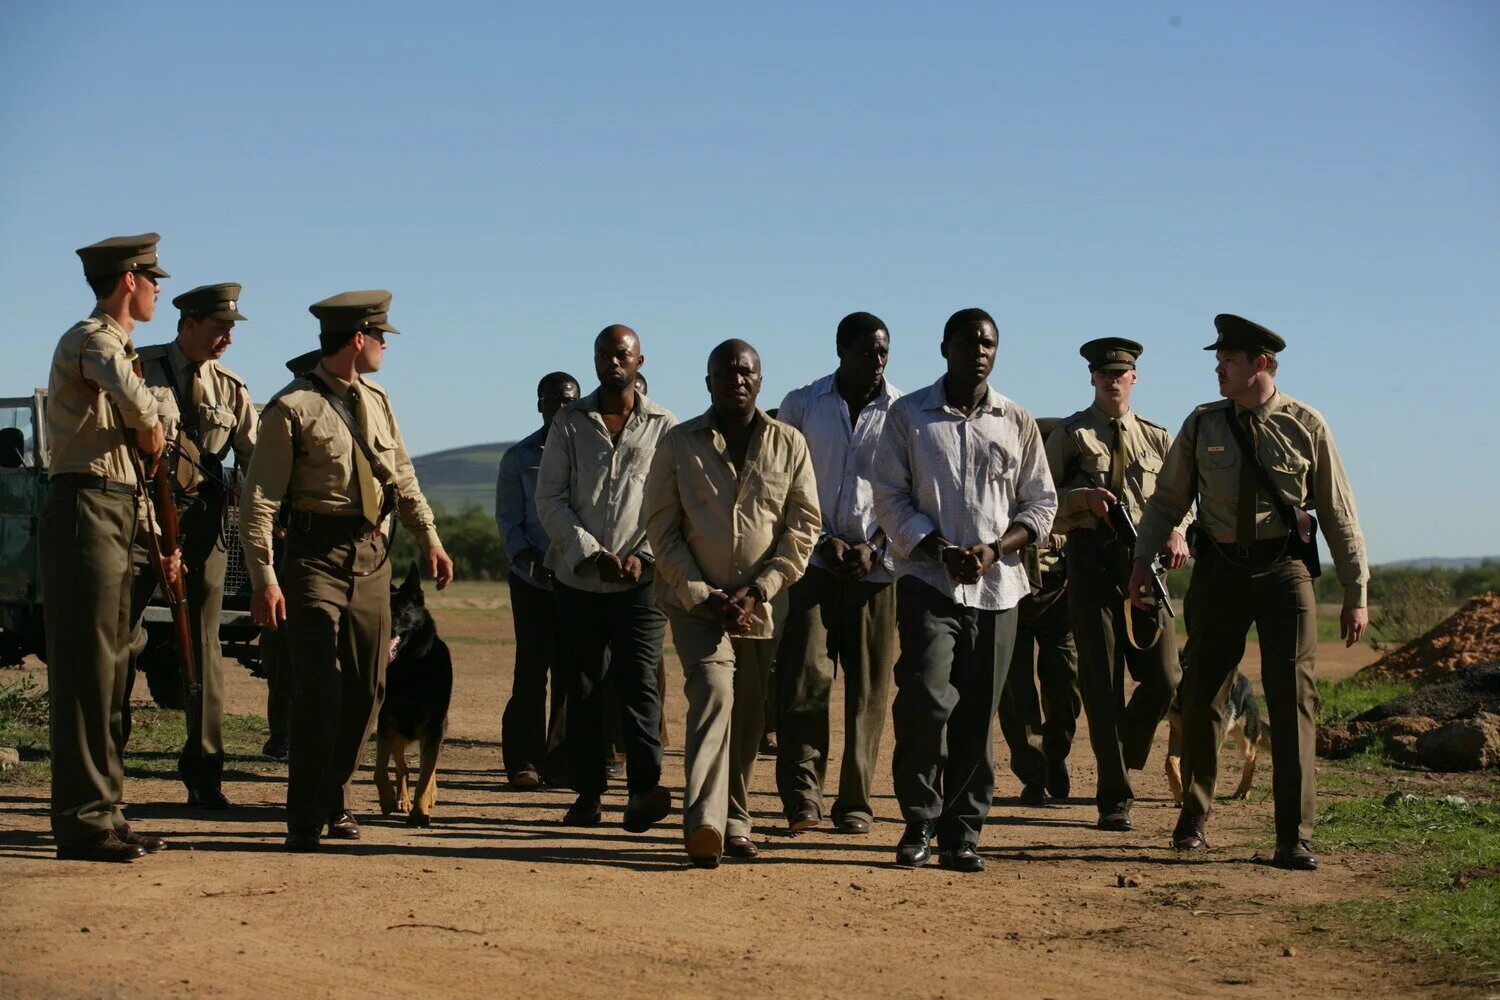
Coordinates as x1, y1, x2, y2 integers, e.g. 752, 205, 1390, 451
241, 362, 440, 834
1047, 405, 1183, 815
133, 340, 257, 797
645, 410, 820, 841
42, 309, 161, 845
1137, 391, 1366, 844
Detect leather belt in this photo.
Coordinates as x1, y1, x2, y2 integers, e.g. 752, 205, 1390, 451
286, 507, 378, 538
51, 472, 136, 496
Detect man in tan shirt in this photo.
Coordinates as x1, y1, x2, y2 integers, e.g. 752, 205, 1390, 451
1130, 314, 1368, 871
240, 290, 453, 850
1046, 338, 1188, 832
42, 233, 176, 863
133, 283, 258, 809
645, 340, 820, 868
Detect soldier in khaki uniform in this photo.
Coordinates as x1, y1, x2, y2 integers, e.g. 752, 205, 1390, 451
1046, 339, 1189, 832
132, 283, 258, 808
240, 291, 454, 851
1130, 314, 1367, 871
43, 233, 177, 862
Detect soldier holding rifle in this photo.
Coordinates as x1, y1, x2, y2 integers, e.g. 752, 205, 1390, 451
42, 234, 180, 863
132, 284, 258, 809
1046, 338, 1188, 833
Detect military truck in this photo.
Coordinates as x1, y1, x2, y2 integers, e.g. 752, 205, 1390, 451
0, 391, 260, 708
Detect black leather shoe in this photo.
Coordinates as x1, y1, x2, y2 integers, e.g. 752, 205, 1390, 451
788, 803, 820, 833
326, 811, 360, 839
1097, 808, 1133, 832
1273, 840, 1319, 871
57, 830, 144, 863
1045, 759, 1071, 799
724, 835, 759, 858
1020, 783, 1048, 807
563, 795, 603, 827
262, 734, 288, 759
116, 824, 167, 853
895, 820, 933, 867
285, 830, 321, 852
832, 816, 870, 835
187, 787, 231, 810
622, 786, 672, 833
939, 843, 985, 873
1172, 812, 1209, 851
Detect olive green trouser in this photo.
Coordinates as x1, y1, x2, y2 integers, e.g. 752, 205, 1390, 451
1066, 532, 1180, 814
1181, 545, 1318, 843
774, 566, 897, 825
40, 481, 135, 845
997, 575, 1079, 788
282, 523, 391, 834
670, 607, 778, 841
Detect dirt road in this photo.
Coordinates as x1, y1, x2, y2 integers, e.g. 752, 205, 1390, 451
0, 589, 1468, 999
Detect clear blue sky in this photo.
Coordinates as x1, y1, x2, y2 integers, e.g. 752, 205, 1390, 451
3, 1, 1495, 564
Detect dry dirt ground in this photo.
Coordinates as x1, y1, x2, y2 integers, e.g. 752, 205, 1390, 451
0, 585, 1479, 999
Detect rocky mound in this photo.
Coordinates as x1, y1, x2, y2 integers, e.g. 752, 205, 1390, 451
1361, 592, 1500, 683
1320, 662, 1500, 771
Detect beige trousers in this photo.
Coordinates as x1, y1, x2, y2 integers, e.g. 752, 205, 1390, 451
669, 607, 778, 840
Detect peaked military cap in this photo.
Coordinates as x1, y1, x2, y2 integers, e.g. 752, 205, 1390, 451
76, 233, 170, 280
308, 290, 400, 335
1079, 337, 1143, 372
285, 348, 323, 375
1205, 314, 1286, 353
172, 282, 247, 321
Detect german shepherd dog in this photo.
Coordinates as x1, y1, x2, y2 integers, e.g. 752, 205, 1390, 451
1165, 667, 1270, 805
374, 565, 453, 827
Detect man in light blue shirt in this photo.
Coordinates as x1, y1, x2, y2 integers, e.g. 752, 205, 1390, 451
872, 308, 1057, 872
773, 312, 902, 836
495, 371, 578, 788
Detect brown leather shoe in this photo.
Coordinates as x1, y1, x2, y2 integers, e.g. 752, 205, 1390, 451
115, 824, 167, 853
832, 816, 870, 835
622, 785, 672, 833
1172, 812, 1209, 851
1273, 840, 1319, 871
1097, 807, 1132, 832
787, 803, 820, 833
57, 830, 144, 863
326, 811, 360, 840
510, 769, 541, 790
724, 834, 759, 859
685, 825, 722, 869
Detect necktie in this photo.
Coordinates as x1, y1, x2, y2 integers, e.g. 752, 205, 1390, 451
348, 385, 384, 528
1109, 418, 1127, 498
1235, 410, 1258, 547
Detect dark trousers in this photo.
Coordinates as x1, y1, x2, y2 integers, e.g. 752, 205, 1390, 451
41, 482, 135, 845
891, 576, 1018, 848
774, 566, 897, 824
283, 526, 391, 833
1181, 545, 1318, 843
263, 623, 290, 742
554, 580, 667, 797
1066, 533, 1180, 813
502, 575, 567, 781
997, 575, 1079, 788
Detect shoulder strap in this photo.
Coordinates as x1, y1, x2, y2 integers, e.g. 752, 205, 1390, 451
1224, 407, 1301, 532
304, 373, 394, 484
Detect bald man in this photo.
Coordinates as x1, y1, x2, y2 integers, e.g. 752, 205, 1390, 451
536, 325, 677, 834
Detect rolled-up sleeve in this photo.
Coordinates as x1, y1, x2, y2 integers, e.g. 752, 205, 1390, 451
644, 434, 713, 610
753, 434, 820, 602
240, 402, 293, 590
535, 418, 604, 571
83, 333, 158, 431
871, 401, 936, 559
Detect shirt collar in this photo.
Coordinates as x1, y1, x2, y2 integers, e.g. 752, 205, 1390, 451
1234, 389, 1281, 422
1087, 402, 1135, 429
88, 307, 128, 343
819, 370, 897, 404
313, 361, 359, 394
922, 376, 1004, 415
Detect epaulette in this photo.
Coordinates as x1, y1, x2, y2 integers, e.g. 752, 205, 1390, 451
134, 343, 169, 362
1193, 399, 1232, 415
1058, 408, 1091, 432
1136, 414, 1169, 435
358, 377, 389, 399
215, 362, 248, 390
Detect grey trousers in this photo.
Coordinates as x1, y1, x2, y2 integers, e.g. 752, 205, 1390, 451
890, 576, 1018, 849
669, 606, 778, 840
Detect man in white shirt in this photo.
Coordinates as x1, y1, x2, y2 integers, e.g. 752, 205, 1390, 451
872, 308, 1058, 872
774, 312, 901, 836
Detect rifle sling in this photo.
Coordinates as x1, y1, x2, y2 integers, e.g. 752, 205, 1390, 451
304, 372, 395, 487
1223, 408, 1308, 544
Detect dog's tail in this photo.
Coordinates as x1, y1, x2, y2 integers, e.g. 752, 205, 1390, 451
1235, 674, 1270, 748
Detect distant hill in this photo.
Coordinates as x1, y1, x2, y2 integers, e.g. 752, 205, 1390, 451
411, 441, 515, 515
1381, 556, 1499, 569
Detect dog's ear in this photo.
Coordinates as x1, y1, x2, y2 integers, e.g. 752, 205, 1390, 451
399, 563, 424, 603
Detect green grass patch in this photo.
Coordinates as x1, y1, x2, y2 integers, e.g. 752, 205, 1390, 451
1315, 675, 1412, 727
1311, 793, 1500, 972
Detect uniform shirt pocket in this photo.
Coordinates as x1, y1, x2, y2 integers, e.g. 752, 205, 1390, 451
1267, 449, 1310, 505
749, 470, 791, 513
